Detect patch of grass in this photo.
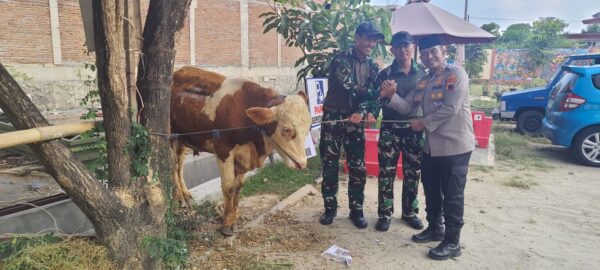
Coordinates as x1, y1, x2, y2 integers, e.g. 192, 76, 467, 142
241, 156, 321, 198
493, 124, 554, 170
494, 131, 528, 160
2, 238, 116, 270
503, 177, 538, 189
527, 216, 537, 224
471, 165, 492, 173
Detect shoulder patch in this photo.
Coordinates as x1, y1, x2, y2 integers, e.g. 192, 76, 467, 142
445, 74, 457, 91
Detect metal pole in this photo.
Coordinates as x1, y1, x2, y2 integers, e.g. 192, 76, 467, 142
464, 0, 468, 20
456, 0, 469, 67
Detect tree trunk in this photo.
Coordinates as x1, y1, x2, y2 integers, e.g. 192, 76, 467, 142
0, 0, 191, 268
125, 0, 143, 122
93, 0, 133, 188
138, 0, 192, 199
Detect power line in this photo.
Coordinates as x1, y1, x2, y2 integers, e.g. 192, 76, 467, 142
469, 16, 581, 23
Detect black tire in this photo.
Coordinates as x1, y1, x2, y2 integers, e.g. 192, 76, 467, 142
517, 110, 544, 137
572, 126, 600, 167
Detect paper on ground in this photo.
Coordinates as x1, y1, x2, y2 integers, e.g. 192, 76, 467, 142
321, 244, 352, 265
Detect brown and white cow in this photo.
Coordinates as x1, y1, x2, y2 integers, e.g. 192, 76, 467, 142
170, 66, 311, 236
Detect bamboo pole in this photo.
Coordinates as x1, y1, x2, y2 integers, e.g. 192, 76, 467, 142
0, 121, 96, 150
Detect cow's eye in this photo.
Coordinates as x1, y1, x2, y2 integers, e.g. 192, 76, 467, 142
281, 127, 296, 139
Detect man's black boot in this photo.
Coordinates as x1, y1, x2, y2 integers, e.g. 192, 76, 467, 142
401, 214, 424, 230
319, 209, 337, 225
428, 241, 461, 260
412, 216, 444, 243
375, 217, 390, 232
349, 210, 368, 229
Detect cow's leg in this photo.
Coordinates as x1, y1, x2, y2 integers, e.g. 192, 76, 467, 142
218, 153, 236, 236
231, 172, 245, 233
171, 139, 186, 204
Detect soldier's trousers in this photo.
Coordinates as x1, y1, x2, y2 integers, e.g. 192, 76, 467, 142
320, 110, 366, 212
377, 122, 423, 219
422, 151, 472, 244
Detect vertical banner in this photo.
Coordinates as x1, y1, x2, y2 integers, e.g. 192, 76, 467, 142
305, 78, 328, 129
304, 131, 317, 158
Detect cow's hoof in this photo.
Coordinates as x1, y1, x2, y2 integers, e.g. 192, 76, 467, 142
232, 224, 239, 233
220, 226, 234, 236
183, 191, 193, 202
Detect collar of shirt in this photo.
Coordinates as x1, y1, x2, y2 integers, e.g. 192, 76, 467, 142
427, 63, 450, 79
351, 47, 369, 63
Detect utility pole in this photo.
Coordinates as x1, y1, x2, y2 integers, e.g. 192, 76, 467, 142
456, 0, 469, 67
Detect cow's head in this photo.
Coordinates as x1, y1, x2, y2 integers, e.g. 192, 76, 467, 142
245, 92, 311, 169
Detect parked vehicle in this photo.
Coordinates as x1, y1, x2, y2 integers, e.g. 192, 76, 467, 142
541, 65, 600, 167
497, 53, 600, 136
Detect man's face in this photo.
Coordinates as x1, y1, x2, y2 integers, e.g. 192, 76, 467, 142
419, 45, 445, 70
391, 43, 414, 63
354, 34, 378, 58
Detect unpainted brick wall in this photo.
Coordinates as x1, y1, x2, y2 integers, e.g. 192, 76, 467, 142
0, 0, 53, 64
196, 0, 242, 66
0, 0, 304, 68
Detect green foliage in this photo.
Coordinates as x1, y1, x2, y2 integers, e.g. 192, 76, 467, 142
241, 156, 321, 197
464, 44, 487, 79
142, 237, 189, 270
496, 23, 532, 49
481, 22, 501, 36
126, 122, 151, 179
79, 62, 109, 183
525, 17, 569, 67
0, 234, 61, 261
261, 0, 392, 81
582, 24, 600, 33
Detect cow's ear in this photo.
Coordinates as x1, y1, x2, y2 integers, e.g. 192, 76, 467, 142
297, 91, 308, 104
245, 107, 274, 125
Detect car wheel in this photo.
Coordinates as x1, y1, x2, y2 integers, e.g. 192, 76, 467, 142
517, 111, 544, 136
572, 126, 600, 167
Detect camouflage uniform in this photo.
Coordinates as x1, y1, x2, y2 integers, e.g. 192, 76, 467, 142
377, 60, 425, 220
321, 48, 381, 212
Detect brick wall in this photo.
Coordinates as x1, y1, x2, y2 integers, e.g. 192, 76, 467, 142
197, 0, 242, 66
248, 2, 277, 66
0, 0, 53, 64
0, 0, 304, 68
59, 0, 93, 63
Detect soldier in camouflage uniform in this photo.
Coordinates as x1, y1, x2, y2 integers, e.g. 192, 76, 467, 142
376, 32, 426, 232
319, 22, 383, 229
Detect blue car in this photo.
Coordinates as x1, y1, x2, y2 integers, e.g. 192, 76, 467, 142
542, 65, 600, 167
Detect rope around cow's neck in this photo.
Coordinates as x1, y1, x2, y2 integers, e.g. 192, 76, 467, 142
150, 119, 414, 138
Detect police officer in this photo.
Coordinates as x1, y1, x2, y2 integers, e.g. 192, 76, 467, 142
409, 35, 475, 260
319, 21, 382, 229
375, 31, 426, 232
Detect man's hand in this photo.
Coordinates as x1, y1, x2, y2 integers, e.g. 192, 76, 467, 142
410, 119, 425, 131
349, 113, 363, 124
365, 113, 377, 126
379, 80, 397, 99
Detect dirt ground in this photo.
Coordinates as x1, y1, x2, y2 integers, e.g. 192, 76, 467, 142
190, 144, 600, 269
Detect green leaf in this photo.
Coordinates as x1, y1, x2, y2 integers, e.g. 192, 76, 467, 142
263, 19, 280, 34
259, 11, 276, 18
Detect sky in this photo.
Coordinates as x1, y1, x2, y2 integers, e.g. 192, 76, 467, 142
370, 0, 599, 33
